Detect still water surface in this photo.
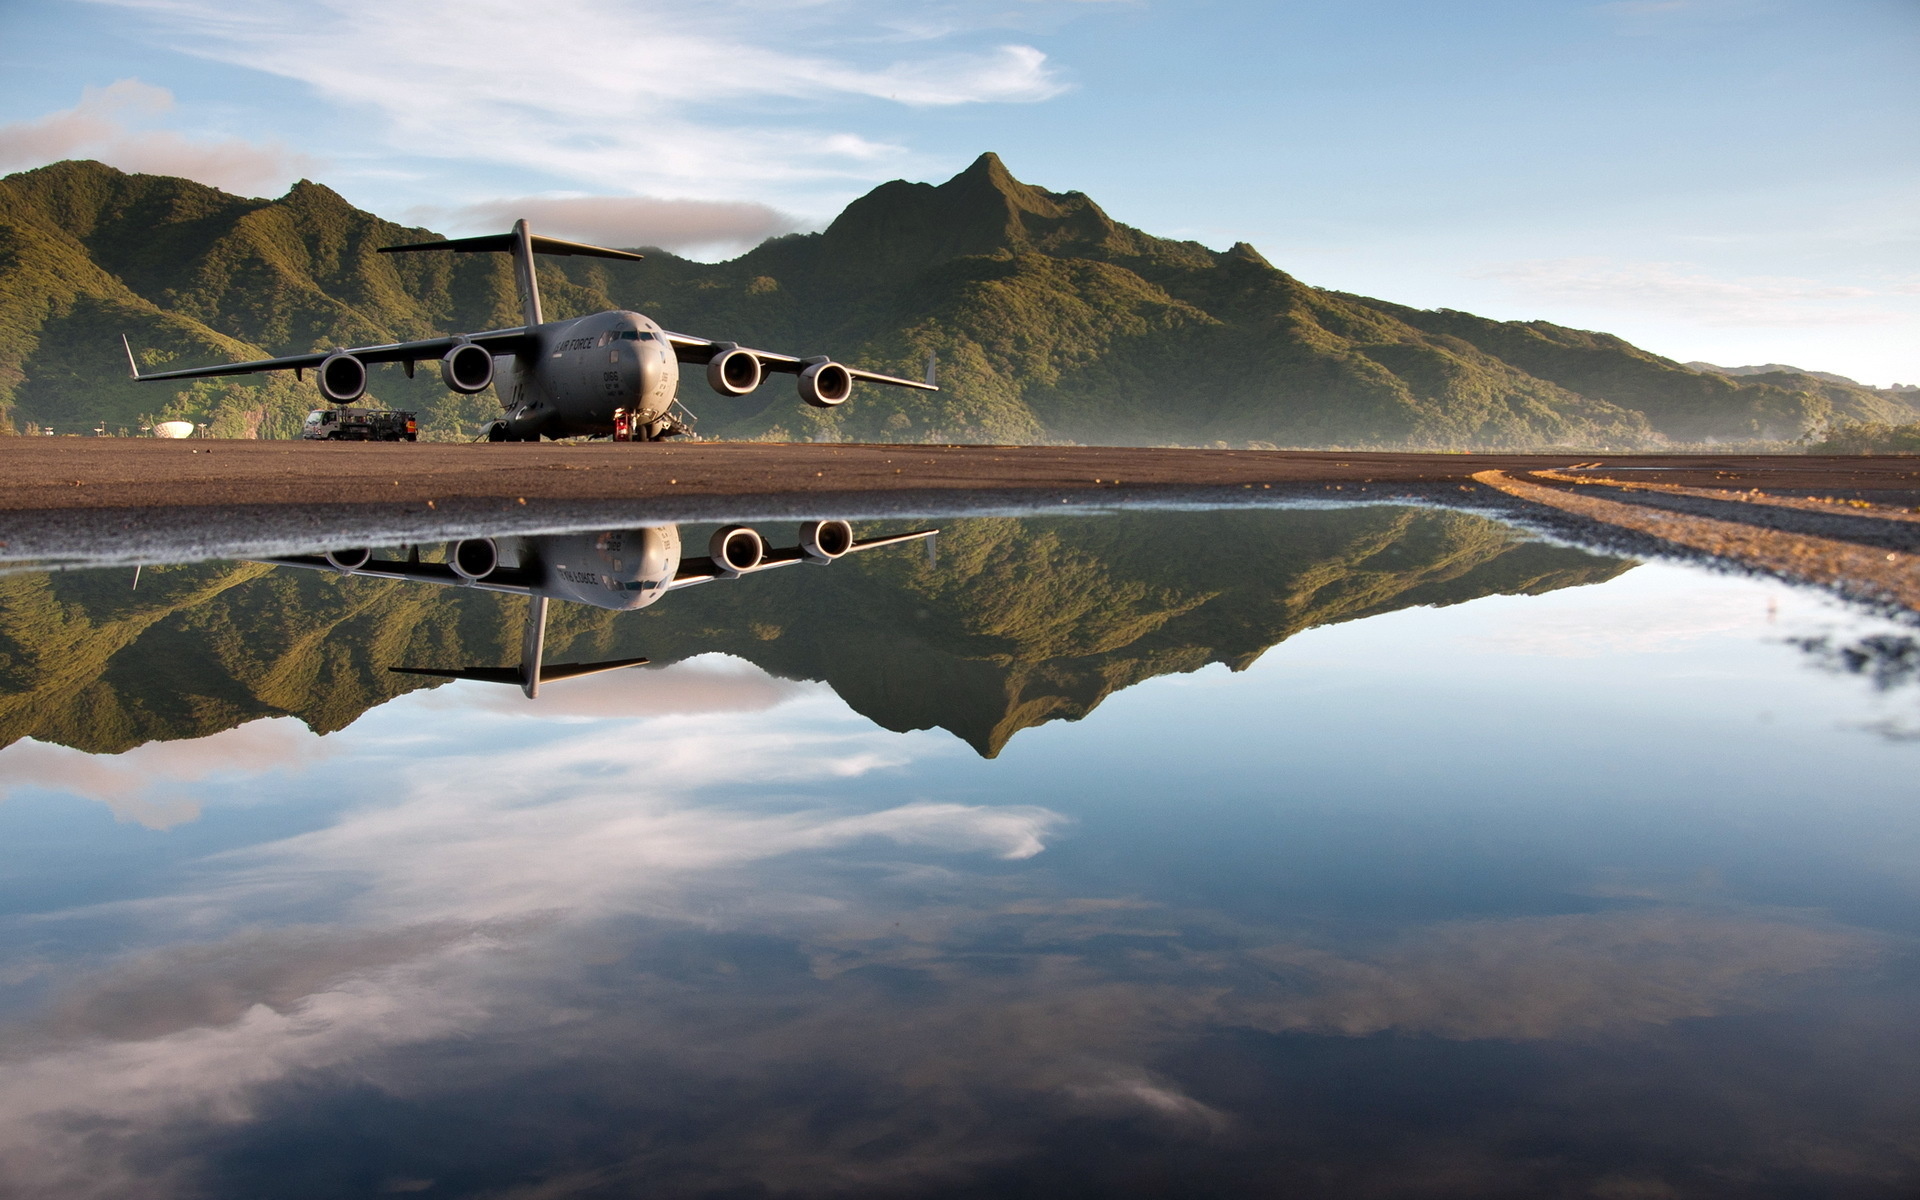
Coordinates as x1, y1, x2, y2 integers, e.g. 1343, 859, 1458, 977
0, 507, 1916, 1197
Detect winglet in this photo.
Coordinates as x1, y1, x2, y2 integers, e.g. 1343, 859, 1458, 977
121, 335, 141, 380
924, 350, 936, 388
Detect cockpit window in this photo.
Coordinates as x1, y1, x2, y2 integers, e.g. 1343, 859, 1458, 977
618, 330, 650, 341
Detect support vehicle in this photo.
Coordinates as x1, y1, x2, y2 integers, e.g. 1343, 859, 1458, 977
300, 408, 418, 441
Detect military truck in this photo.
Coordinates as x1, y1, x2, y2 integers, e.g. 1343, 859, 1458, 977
301, 408, 418, 441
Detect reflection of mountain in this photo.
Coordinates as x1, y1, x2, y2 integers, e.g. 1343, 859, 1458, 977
0, 509, 1629, 756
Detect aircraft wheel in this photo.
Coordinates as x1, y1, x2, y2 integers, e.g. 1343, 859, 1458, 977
486, 423, 508, 443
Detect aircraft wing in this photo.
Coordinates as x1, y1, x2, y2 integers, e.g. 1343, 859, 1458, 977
128, 328, 537, 383
661, 332, 938, 392
255, 554, 540, 596
666, 528, 938, 591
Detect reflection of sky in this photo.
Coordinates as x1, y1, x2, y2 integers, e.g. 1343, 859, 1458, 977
0, 564, 1917, 1196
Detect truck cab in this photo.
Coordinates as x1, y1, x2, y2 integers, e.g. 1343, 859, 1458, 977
301, 408, 418, 441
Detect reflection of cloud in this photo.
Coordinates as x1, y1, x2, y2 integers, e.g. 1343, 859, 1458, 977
1470, 589, 1758, 657
0, 691, 1888, 1196
0, 703, 1064, 1195
1237, 910, 1873, 1040
0, 80, 314, 194
39, 923, 489, 1042
0, 719, 324, 828
0, 950, 489, 1200
451, 657, 808, 719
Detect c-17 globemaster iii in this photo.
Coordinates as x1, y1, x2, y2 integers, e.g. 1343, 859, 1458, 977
261, 519, 937, 697
123, 220, 936, 442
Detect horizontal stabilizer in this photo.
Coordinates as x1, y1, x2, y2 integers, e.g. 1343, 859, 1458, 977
389, 665, 525, 685
378, 233, 644, 262
388, 658, 649, 687
537, 657, 652, 682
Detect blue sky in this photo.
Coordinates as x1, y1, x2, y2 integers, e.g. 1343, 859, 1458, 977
0, 0, 1914, 383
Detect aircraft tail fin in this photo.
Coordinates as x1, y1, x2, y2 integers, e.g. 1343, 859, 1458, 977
389, 594, 646, 698
378, 220, 643, 332
377, 231, 645, 262
389, 665, 526, 686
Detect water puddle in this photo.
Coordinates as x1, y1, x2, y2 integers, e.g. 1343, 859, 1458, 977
0, 505, 1916, 1197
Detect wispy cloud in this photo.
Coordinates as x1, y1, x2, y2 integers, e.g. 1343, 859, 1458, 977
1479, 257, 1910, 327
80, 0, 1067, 199
0, 718, 326, 828
444, 657, 809, 718
0, 79, 314, 194
420, 194, 804, 258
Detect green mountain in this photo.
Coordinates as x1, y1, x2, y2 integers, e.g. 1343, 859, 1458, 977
3, 154, 1905, 445
0, 509, 1628, 759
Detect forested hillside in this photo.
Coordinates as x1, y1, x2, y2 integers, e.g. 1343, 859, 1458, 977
2, 155, 1908, 446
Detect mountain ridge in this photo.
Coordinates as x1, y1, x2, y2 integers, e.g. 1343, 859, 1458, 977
1, 154, 1910, 446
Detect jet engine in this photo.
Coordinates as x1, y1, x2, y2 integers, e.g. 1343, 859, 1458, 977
800, 519, 854, 562
709, 525, 766, 576
441, 343, 494, 395
317, 352, 368, 403
448, 538, 499, 581
799, 360, 853, 408
706, 347, 762, 396
324, 547, 372, 572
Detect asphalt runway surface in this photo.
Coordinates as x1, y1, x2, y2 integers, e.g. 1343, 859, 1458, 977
4, 441, 1920, 599
5, 440, 1920, 511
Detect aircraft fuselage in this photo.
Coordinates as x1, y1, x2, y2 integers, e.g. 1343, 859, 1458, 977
496, 311, 680, 441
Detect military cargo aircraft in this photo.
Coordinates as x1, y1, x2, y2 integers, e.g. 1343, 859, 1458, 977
260, 520, 936, 697
124, 220, 936, 442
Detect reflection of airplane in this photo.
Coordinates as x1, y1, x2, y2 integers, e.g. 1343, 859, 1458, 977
259, 521, 936, 698
123, 220, 936, 442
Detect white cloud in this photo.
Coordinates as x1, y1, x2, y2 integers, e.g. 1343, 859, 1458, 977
0, 719, 326, 829
422, 194, 804, 257
0, 675, 1887, 1197
109, 696, 1038, 926
0, 79, 314, 194
1478, 256, 1910, 328
81, 0, 1067, 199
1468, 583, 1757, 658
443, 657, 809, 718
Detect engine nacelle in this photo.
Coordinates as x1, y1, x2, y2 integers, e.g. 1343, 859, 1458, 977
316, 352, 368, 403
800, 520, 853, 562
799, 360, 853, 408
324, 547, 372, 573
709, 525, 765, 576
449, 538, 499, 581
441, 343, 494, 395
706, 347, 762, 396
